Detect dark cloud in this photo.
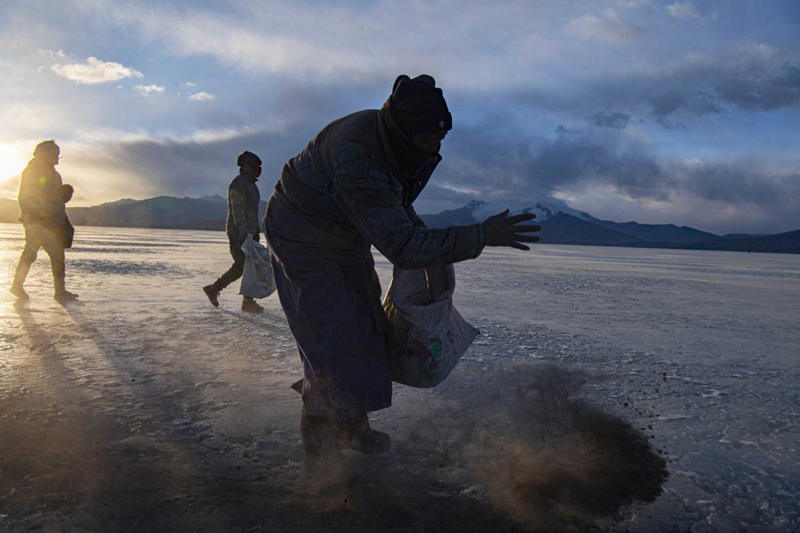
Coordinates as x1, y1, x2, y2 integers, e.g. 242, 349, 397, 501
675, 161, 798, 207
515, 53, 800, 128
644, 61, 800, 119
648, 91, 686, 117
715, 65, 800, 111
64, 107, 800, 235
687, 91, 724, 114
439, 123, 669, 201
68, 83, 368, 200
63, 76, 799, 234
642, 63, 799, 120
72, 128, 307, 200
555, 124, 581, 134
587, 111, 631, 129
531, 136, 667, 198
428, 117, 800, 232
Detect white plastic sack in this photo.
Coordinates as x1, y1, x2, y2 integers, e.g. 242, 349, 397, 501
382, 264, 478, 388
239, 237, 276, 299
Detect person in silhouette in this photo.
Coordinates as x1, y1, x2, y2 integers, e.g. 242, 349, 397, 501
203, 151, 265, 313
10, 140, 77, 303
264, 74, 540, 461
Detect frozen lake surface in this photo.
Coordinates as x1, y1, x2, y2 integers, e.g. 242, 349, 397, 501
1, 223, 799, 531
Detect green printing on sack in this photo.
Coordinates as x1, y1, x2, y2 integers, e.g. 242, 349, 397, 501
423, 338, 445, 376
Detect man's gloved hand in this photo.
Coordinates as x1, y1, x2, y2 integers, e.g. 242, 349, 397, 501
237, 226, 250, 242
482, 209, 541, 250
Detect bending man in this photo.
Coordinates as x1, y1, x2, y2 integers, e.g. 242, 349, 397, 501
203, 151, 264, 313
264, 74, 540, 460
10, 140, 77, 302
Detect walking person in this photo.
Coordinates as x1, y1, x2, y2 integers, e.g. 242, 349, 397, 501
264, 74, 540, 461
10, 140, 78, 303
203, 151, 265, 313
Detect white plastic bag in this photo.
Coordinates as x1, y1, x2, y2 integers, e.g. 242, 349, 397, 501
382, 264, 478, 388
239, 237, 276, 299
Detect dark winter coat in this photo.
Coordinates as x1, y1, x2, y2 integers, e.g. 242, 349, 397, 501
18, 158, 73, 248
225, 175, 260, 240
265, 106, 484, 418
18, 159, 67, 226
274, 109, 483, 268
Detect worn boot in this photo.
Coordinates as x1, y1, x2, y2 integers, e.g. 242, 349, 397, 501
301, 407, 342, 461
54, 289, 78, 303
54, 277, 78, 303
339, 414, 391, 454
9, 283, 29, 300
241, 297, 263, 314
203, 284, 220, 307
11, 260, 31, 299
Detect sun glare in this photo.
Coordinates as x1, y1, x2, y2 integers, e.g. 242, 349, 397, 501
0, 143, 28, 182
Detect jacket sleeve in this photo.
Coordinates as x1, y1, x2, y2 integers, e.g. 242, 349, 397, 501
331, 154, 484, 269
405, 204, 427, 228
228, 180, 248, 232
50, 171, 65, 216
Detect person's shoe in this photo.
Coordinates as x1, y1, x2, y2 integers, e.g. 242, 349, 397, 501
300, 411, 348, 491
339, 414, 391, 454
301, 408, 343, 460
241, 298, 264, 314
10, 284, 29, 300
54, 289, 79, 303
203, 284, 220, 307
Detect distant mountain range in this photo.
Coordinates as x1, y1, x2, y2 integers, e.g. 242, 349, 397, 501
0, 195, 265, 231
418, 199, 800, 254
1, 195, 797, 254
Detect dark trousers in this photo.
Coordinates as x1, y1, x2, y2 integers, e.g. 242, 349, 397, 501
14, 223, 66, 291
213, 237, 252, 299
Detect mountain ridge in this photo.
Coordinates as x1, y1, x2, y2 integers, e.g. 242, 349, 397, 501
0, 195, 797, 253
422, 199, 798, 253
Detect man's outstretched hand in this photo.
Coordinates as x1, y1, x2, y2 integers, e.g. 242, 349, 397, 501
482, 209, 541, 250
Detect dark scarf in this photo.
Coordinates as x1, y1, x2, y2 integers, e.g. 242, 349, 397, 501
380, 100, 440, 184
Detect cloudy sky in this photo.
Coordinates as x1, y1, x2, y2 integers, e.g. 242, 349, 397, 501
1, 0, 798, 234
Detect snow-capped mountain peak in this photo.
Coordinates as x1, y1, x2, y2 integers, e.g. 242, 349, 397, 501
465, 197, 592, 224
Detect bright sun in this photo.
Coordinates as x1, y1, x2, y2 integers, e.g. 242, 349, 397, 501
0, 143, 27, 182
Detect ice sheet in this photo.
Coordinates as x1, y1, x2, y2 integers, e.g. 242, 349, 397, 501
1, 223, 798, 531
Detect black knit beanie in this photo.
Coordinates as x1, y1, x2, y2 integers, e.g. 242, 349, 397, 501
237, 150, 261, 167
388, 74, 452, 136
33, 140, 59, 158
